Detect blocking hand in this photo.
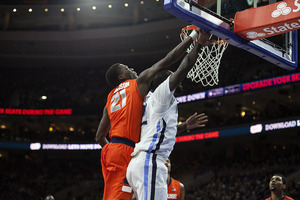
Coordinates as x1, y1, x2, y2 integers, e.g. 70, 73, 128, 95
186, 112, 208, 130
196, 28, 214, 46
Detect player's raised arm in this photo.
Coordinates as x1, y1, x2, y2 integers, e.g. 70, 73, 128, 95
136, 29, 199, 97
169, 29, 212, 92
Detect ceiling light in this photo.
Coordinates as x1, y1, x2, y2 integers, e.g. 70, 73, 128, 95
45, 8, 48, 12
28, 8, 33, 12
124, 3, 129, 7
61, 8, 65, 12
241, 111, 246, 117
13, 8, 17, 13
77, 8, 80, 12
108, 5, 112, 8
140, 1, 144, 4
92, 6, 96, 10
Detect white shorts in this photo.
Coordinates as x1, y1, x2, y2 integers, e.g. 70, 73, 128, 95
126, 151, 168, 200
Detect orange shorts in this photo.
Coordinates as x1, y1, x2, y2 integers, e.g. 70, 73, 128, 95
101, 142, 134, 200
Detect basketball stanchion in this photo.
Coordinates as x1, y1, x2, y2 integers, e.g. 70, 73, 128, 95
180, 25, 229, 87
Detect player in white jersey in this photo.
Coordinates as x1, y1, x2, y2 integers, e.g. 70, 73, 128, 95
126, 28, 212, 200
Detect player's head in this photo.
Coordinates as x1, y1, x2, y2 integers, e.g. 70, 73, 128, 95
106, 63, 138, 87
44, 195, 55, 200
150, 70, 172, 91
150, 70, 184, 94
269, 173, 287, 193
164, 157, 171, 174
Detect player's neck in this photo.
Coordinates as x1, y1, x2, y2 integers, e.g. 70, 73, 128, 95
271, 191, 285, 200
167, 175, 171, 185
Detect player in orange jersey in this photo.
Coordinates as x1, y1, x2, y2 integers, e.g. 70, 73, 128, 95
265, 173, 294, 200
165, 158, 185, 200
95, 27, 205, 200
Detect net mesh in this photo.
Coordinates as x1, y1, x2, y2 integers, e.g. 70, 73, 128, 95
181, 26, 229, 87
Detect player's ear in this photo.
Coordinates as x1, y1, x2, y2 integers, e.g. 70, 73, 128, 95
118, 74, 125, 82
282, 184, 286, 190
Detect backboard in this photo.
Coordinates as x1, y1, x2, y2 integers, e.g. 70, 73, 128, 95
164, 0, 298, 70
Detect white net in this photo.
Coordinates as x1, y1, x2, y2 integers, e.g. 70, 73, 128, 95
181, 26, 229, 87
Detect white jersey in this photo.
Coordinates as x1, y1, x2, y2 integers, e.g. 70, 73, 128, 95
132, 76, 178, 160
126, 76, 178, 200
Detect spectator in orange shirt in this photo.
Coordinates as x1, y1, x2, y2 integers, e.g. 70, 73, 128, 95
265, 173, 294, 200
165, 157, 185, 200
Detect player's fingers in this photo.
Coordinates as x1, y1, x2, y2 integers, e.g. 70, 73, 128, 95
199, 119, 208, 123
198, 124, 206, 127
195, 113, 206, 117
191, 112, 198, 117
196, 114, 208, 120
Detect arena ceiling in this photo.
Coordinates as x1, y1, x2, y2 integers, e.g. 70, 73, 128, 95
0, 0, 186, 68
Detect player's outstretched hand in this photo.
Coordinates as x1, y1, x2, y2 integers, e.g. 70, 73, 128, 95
196, 28, 214, 46
186, 112, 208, 130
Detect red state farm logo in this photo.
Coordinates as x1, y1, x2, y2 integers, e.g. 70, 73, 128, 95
234, 0, 300, 40
245, 1, 300, 39
272, 2, 292, 18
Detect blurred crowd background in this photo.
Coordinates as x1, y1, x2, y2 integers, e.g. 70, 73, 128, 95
1, 138, 299, 200
1, 0, 300, 199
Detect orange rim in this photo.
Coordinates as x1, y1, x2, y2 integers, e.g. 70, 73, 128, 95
181, 25, 198, 31
212, 39, 229, 45
181, 25, 229, 45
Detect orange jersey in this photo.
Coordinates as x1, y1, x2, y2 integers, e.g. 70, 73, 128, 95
167, 178, 181, 200
106, 79, 144, 143
266, 196, 294, 200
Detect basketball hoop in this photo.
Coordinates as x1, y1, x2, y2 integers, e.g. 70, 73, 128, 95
181, 25, 229, 87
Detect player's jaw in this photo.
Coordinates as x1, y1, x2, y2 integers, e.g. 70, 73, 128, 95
269, 181, 278, 191
127, 66, 138, 78
131, 70, 138, 78
122, 65, 138, 79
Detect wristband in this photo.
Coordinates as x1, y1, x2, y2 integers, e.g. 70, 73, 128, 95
189, 30, 198, 41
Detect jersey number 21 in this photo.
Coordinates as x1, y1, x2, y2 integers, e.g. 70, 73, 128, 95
110, 89, 126, 113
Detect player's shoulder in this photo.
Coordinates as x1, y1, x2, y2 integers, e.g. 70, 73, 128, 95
124, 79, 137, 85
285, 196, 294, 200
171, 178, 181, 185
